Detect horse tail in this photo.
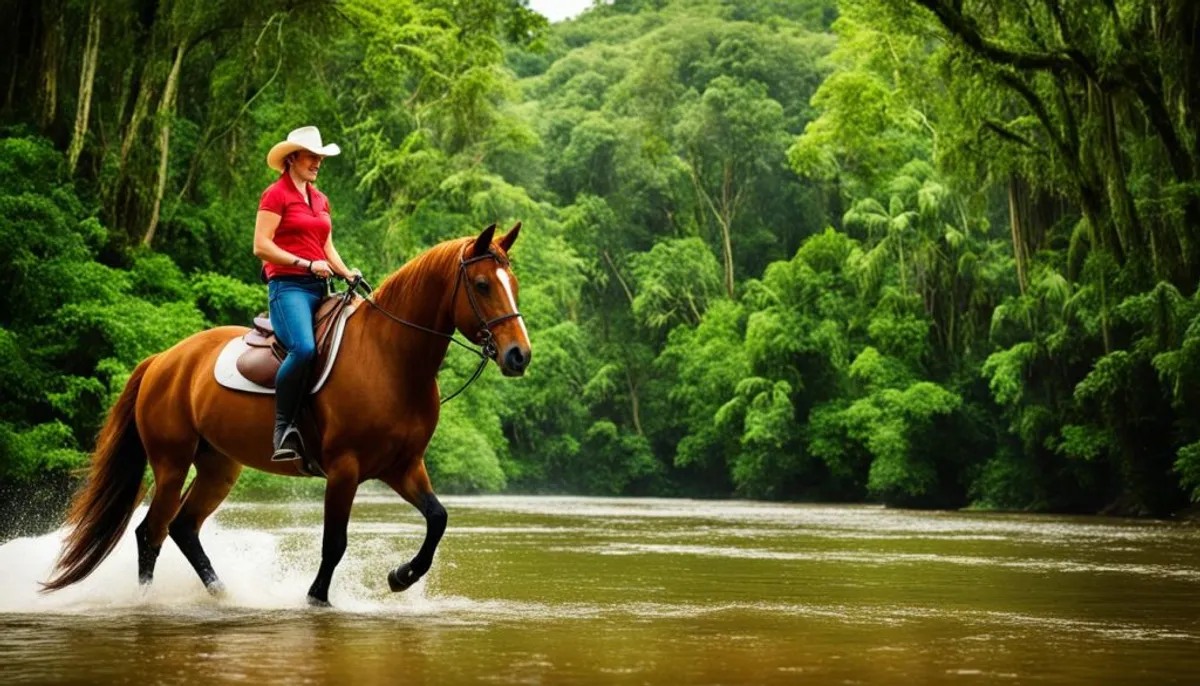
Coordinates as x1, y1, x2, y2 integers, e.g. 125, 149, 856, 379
43, 355, 156, 592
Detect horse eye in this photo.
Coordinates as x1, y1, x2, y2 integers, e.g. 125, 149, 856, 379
474, 279, 489, 293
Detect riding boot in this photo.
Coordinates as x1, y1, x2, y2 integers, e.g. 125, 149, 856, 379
272, 419, 305, 461
271, 362, 307, 463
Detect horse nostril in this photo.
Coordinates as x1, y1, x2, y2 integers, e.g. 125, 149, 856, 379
505, 346, 528, 371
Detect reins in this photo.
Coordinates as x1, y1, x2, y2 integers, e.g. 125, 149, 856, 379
335, 244, 522, 404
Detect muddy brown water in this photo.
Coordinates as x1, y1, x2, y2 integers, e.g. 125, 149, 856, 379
1, 496, 1198, 684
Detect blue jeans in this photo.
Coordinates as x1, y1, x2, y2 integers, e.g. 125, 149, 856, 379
268, 277, 326, 427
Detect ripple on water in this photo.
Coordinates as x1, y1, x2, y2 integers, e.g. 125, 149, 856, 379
4, 499, 1197, 640
553, 541, 1200, 582
225, 494, 1189, 546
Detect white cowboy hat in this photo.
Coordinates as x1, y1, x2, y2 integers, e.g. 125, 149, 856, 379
266, 126, 341, 172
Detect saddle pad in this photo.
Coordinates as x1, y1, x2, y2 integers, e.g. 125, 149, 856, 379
214, 303, 357, 395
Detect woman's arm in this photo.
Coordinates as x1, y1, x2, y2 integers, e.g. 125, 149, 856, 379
323, 234, 358, 280
253, 211, 314, 270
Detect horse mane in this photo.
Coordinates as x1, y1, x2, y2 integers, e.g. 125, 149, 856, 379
371, 237, 469, 313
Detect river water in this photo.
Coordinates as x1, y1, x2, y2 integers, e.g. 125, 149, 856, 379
1, 496, 1198, 684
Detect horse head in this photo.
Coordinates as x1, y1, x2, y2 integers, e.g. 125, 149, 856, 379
454, 222, 531, 377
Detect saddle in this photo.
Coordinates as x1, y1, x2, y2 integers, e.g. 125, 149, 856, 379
235, 295, 357, 389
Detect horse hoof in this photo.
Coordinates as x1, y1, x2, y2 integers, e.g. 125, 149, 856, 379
307, 595, 332, 608
205, 580, 227, 598
387, 563, 419, 593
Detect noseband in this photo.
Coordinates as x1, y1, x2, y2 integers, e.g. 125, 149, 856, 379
351, 242, 524, 404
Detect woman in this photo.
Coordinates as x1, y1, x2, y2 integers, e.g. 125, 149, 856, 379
253, 126, 360, 468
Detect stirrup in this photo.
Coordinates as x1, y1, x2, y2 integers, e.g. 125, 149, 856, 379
271, 426, 326, 478
270, 446, 301, 462
271, 425, 304, 462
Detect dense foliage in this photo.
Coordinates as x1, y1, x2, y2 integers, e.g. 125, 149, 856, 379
2, 0, 1198, 520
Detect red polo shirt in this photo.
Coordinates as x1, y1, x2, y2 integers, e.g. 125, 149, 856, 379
258, 174, 332, 279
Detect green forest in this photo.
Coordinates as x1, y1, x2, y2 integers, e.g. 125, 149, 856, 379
2, 0, 1199, 524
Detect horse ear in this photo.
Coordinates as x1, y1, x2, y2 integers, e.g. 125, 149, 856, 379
499, 222, 521, 252
473, 223, 497, 256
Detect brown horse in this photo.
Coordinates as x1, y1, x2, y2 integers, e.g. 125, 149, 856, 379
43, 223, 530, 606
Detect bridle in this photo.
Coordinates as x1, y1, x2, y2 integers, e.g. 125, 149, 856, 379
451, 248, 525, 353
345, 241, 524, 404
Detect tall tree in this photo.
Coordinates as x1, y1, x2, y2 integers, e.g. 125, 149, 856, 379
66, 0, 101, 175
675, 76, 789, 298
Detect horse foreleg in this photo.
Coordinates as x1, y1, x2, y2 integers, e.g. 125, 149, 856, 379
307, 462, 359, 607
169, 451, 241, 595
382, 461, 447, 593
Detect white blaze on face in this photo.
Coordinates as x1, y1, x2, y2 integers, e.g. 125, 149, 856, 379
496, 267, 528, 340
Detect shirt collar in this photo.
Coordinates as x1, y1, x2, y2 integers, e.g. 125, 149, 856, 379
277, 173, 324, 206
279, 172, 307, 198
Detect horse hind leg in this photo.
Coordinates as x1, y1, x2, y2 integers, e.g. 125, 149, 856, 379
168, 448, 242, 595
134, 438, 197, 587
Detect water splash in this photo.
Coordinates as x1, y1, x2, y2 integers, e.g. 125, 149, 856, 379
0, 506, 425, 615
0, 506, 590, 622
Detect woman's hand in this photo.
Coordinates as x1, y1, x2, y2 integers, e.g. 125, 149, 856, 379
308, 260, 333, 278
345, 267, 363, 281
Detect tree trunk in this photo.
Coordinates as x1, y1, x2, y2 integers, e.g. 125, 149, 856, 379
67, 2, 101, 175
684, 291, 703, 325
828, 174, 844, 231
687, 156, 737, 299
143, 39, 187, 247
119, 71, 154, 177
107, 65, 153, 231
1099, 90, 1143, 264
3, 3, 25, 112
114, 0, 162, 173
1008, 176, 1027, 294
625, 368, 644, 437
175, 121, 213, 205
37, 6, 62, 132
719, 213, 734, 299
720, 163, 736, 298
601, 249, 635, 307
